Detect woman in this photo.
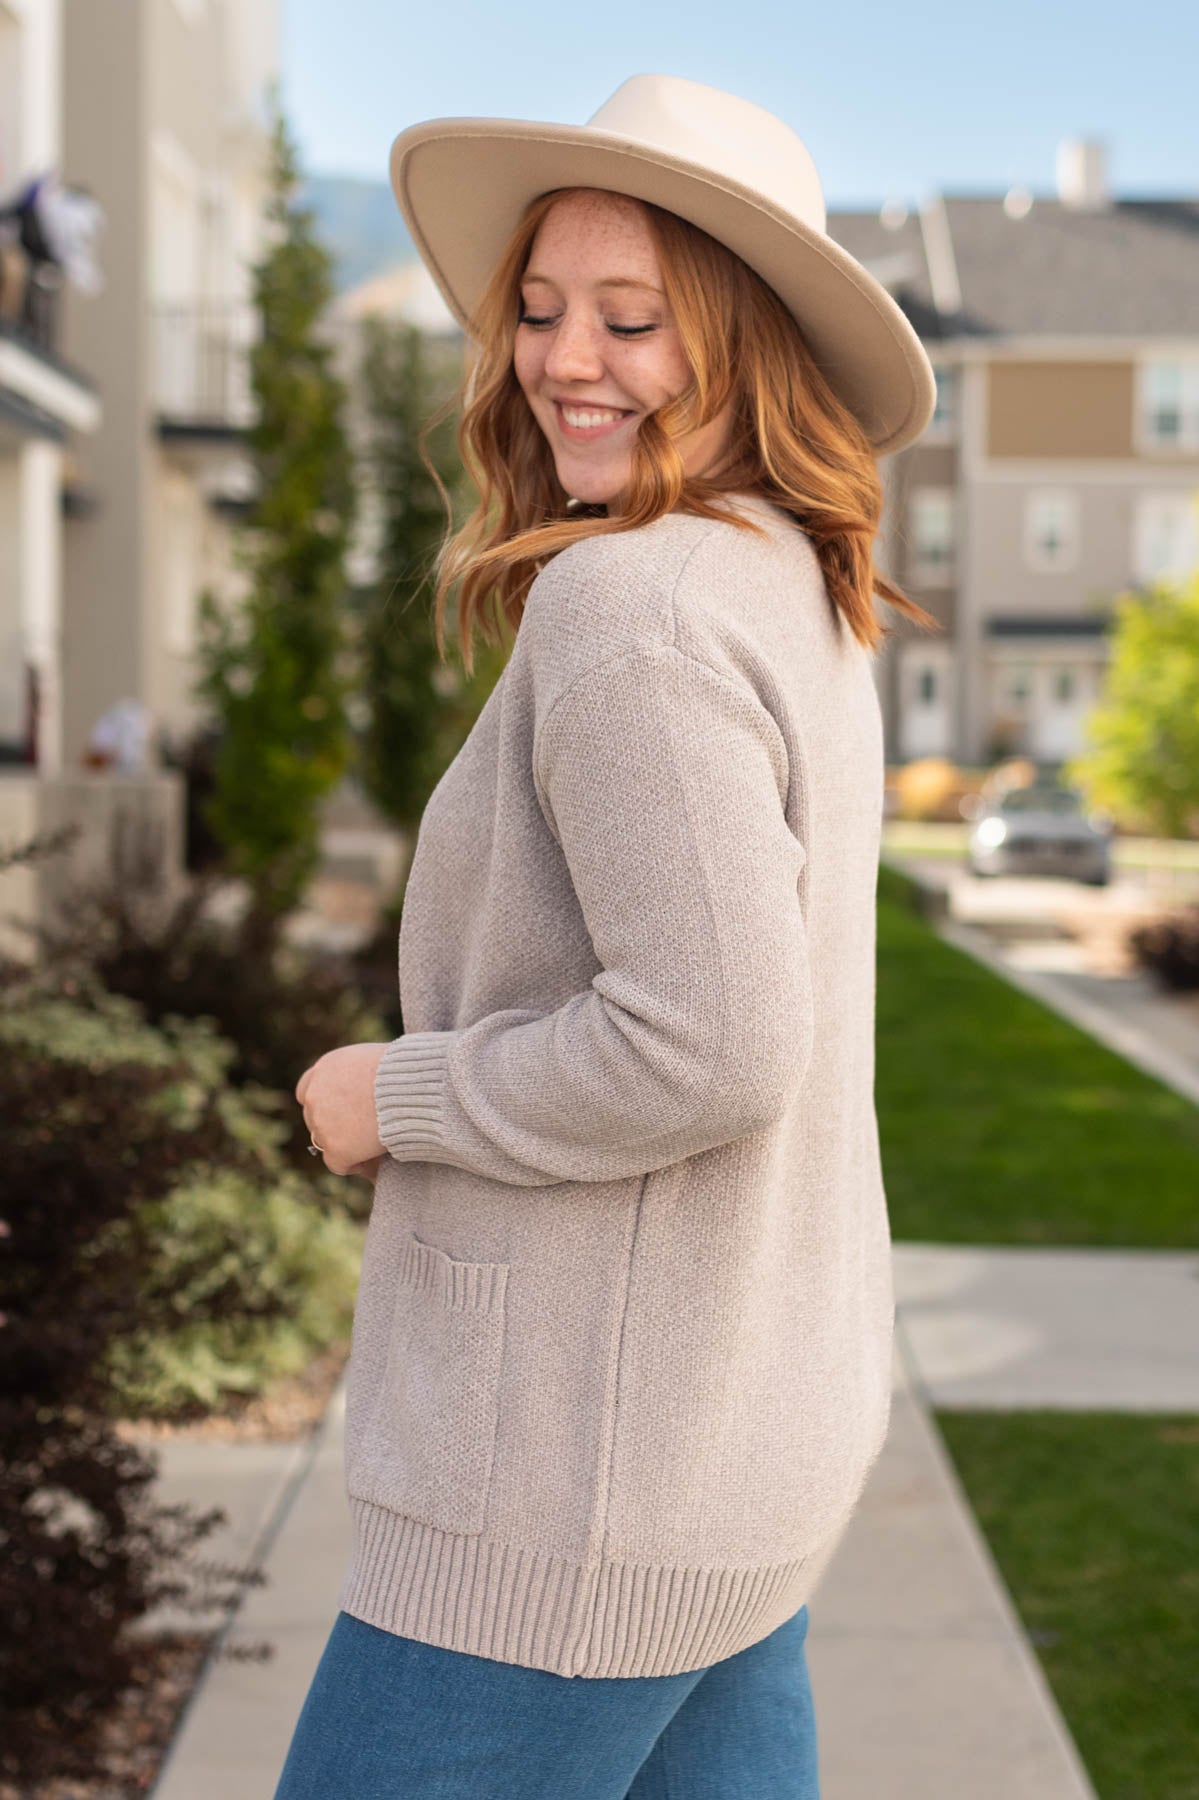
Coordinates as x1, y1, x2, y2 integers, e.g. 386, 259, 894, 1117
283, 73, 938, 1800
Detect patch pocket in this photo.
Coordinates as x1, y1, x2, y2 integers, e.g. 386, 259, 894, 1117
349, 1231, 510, 1537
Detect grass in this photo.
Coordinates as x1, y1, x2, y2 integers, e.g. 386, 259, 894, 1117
874, 871, 1199, 1245
935, 1411, 1199, 1800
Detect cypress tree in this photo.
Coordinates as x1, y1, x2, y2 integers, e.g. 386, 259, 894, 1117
193, 84, 356, 952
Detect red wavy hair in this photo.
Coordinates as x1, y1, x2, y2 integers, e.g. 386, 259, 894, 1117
414, 185, 940, 673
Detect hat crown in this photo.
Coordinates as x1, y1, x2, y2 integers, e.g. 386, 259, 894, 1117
585, 74, 827, 238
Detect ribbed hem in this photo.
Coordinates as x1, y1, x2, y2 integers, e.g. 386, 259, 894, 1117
337, 1498, 840, 1679
374, 1029, 460, 1160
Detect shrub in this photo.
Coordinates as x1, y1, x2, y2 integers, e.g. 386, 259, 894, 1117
102, 1165, 362, 1418
15, 810, 393, 1179
892, 757, 973, 823
0, 959, 252, 1782
0, 940, 371, 1778
1129, 906, 1199, 991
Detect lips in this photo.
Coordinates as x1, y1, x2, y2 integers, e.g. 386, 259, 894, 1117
552, 400, 636, 441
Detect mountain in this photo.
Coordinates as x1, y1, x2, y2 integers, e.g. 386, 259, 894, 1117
298, 172, 416, 294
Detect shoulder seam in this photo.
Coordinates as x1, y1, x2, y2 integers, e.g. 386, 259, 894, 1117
532, 637, 785, 827
531, 511, 781, 810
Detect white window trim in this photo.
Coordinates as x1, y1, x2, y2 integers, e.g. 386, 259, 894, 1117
923, 362, 958, 441
1132, 489, 1199, 586
901, 640, 952, 709
1023, 488, 1079, 572
1134, 357, 1199, 454
909, 486, 956, 585
151, 127, 200, 196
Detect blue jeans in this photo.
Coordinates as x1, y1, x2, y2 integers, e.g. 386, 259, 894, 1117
272, 1604, 819, 1798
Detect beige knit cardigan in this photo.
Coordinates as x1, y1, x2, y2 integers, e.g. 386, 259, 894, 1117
337, 490, 895, 1678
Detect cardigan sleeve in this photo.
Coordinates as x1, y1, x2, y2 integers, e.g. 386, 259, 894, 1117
374, 643, 814, 1185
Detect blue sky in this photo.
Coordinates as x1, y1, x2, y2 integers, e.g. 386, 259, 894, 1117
281, 0, 1198, 207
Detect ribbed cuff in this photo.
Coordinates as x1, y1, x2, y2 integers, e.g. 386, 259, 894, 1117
374, 1029, 462, 1161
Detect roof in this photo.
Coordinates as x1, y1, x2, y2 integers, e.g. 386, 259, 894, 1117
939, 196, 1199, 337
827, 195, 1199, 343
825, 206, 946, 340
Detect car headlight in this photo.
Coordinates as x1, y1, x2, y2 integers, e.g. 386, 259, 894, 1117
976, 818, 1008, 848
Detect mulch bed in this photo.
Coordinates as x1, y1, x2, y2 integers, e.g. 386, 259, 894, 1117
7, 1342, 351, 1796
0, 1634, 213, 1800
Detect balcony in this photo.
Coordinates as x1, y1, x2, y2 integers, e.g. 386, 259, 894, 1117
153, 300, 258, 441
0, 245, 100, 444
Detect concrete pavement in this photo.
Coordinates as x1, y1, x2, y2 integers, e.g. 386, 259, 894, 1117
141, 847, 1199, 1797
142, 1240, 1199, 1797
806, 1336, 1097, 1800
892, 1243, 1199, 1411
882, 848, 1199, 1108
151, 1386, 350, 1800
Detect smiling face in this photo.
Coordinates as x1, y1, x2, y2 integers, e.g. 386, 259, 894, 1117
512, 189, 734, 508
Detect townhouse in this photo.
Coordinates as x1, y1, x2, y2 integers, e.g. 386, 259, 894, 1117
833, 137, 1199, 766
351, 135, 1197, 771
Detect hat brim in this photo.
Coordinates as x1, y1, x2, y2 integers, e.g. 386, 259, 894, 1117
389, 117, 936, 456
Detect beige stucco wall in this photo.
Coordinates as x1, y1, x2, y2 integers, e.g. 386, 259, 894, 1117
986, 360, 1134, 459
60, 0, 152, 769
59, 0, 274, 769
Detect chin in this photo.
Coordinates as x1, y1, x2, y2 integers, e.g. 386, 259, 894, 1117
558, 471, 624, 508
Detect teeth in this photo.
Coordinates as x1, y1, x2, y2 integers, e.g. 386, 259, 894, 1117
561, 406, 625, 428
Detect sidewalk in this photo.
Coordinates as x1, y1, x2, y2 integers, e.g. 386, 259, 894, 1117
806, 1333, 1098, 1800
141, 853, 1198, 1795
883, 849, 1199, 1108
892, 1242, 1199, 1411
152, 1386, 350, 1800
147, 1252, 1189, 1800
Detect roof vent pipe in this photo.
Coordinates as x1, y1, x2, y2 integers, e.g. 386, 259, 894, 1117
1056, 137, 1109, 210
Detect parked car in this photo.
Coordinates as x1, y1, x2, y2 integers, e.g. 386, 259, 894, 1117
963, 783, 1113, 884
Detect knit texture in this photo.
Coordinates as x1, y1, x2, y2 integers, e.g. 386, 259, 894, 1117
338, 490, 895, 1677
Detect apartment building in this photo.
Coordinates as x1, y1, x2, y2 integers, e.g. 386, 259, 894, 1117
833, 138, 1199, 766
0, 0, 100, 776
58, 0, 279, 768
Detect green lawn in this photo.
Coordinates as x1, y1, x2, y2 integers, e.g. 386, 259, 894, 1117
935, 1411, 1199, 1800
874, 875, 1199, 1245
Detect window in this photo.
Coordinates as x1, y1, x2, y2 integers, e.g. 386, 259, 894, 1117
1133, 491, 1199, 585
1138, 360, 1199, 451
162, 475, 202, 655
1052, 667, 1075, 704
918, 666, 938, 705
1024, 490, 1079, 571
1001, 662, 1034, 710
929, 364, 957, 432
910, 488, 955, 580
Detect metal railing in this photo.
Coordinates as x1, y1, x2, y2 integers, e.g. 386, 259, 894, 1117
153, 300, 258, 429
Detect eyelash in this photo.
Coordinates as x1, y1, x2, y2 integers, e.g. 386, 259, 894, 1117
517, 313, 656, 338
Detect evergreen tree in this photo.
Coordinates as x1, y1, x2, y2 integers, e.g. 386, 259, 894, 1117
193, 83, 357, 950
353, 315, 508, 898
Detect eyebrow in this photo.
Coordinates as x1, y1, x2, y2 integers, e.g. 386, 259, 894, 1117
521, 273, 664, 295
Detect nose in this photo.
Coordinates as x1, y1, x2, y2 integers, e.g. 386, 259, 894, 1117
542, 310, 606, 385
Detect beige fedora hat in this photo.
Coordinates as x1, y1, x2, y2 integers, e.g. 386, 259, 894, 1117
388, 73, 937, 456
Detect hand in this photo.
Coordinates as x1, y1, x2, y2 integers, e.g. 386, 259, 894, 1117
295, 1043, 389, 1179
346, 1154, 385, 1184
